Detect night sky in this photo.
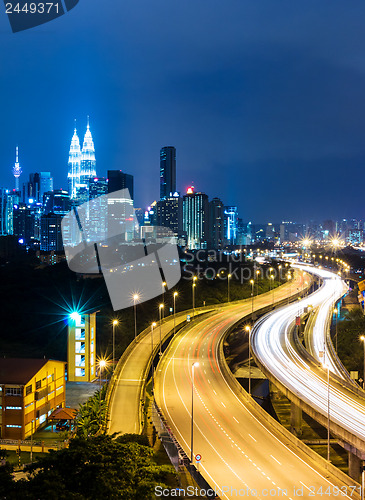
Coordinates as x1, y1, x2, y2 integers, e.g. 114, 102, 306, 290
1, 1, 365, 223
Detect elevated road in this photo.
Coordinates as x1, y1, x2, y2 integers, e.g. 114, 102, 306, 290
154, 274, 357, 499
252, 265, 365, 463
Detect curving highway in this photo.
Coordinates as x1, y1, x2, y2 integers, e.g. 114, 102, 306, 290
154, 273, 357, 499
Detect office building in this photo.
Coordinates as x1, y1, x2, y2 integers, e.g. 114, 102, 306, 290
40, 213, 63, 251
108, 170, 134, 200
224, 206, 238, 245
0, 358, 65, 440
68, 119, 96, 201
209, 197, 224, 249
13, 203, 35, 245
160, 146, 176, 201
24, 172, 53, 203
182, 186, 209, 249
155, 192, 182, 237
5, 190, 21, 235
0, 188, 8, 236
43, 190, 70, 216
67, 312, 96, 382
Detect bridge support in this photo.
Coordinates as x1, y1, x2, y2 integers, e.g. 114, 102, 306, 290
348, 451, 361, 483
290, 402, 302, 437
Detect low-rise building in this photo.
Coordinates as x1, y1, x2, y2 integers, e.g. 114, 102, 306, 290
0, 358, 66, 440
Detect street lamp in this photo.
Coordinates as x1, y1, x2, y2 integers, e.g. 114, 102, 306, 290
192, 277, 197, 318
151, 322, 157, 388
256, 269, 260, 296
250, 279, 254, 318
227, 273, 232, 302
360, 336, 365, 390
162, 282, 167, 319
245, 326, 252, 396
133, 294, 139, 342
173, 292, 178, 335
159, 304, 164, 355
191, 361, 199, 464
98, 359, 107, 426
270, 275, 274, 305
112, 320, 118, 373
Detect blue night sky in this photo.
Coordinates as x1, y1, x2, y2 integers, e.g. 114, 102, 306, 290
1, 1, 365, 223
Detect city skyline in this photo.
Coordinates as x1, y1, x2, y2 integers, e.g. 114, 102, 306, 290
1, 1, 365, 222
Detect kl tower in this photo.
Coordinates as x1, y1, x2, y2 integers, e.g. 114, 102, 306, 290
12, 146, 22, 191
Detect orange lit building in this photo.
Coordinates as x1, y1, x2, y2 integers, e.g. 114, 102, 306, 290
0, 358, 66, 440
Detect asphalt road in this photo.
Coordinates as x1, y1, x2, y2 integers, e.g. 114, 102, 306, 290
154, 273, 356, 499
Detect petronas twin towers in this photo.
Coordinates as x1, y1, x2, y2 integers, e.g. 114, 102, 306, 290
67, 118, 96, 200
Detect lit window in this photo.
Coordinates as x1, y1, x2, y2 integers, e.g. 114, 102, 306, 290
6, 406, 22, 410
6, 425, 21, 428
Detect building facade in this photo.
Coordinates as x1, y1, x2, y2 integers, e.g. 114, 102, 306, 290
160, 146, 176, 201
67, 312, 97, 383
0, 358, 65, 440
182, 187, 209, 249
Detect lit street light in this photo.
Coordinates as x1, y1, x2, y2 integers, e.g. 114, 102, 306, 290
151, 322, 157, 388
360, 336, 365, 390
162, 281, 167, 319
112, 320, 118, 373
192, 276, 197, 318
173, 292, 178, 335
245, 326, 252, 396
191, 361, 199, 464
250, 279, 254, 318
227, 273, 232, 302
133, 294, 139, 342
159, 304, 164, 355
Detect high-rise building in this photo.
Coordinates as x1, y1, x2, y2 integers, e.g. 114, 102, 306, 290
43, 190, 70, 216
88, 177, 108, 241
67, 126, 82, 200
0, 188, 8, 236
107, 170, 135, 241
23, 172, 53, 204
13, 203, 36, 245
209, 197, 224, 249
5, 190, 21, 235
40, 213, 63, 251
160, 146, 176, 201
183, 186, 209, 249
224, 206, 238, 245
155, 193, 182, 237
12, 147, 22, 191
68, 119, 96, 201
80, 118, 97, 189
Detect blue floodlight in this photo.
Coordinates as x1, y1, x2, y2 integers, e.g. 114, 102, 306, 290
69, 312, 81, 322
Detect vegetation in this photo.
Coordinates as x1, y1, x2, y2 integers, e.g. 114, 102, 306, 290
0, 434, 178, 500
75, 383, 108, 438
336, 308, 365, 378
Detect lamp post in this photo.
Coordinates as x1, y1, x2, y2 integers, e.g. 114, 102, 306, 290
245, 326, 252, 396
133, 294, 139, 342
159, 304, 164, 355
191, 362, 199, 464
227, 273, 231, 302
333, 308, 338, 352
112, 320, 118, 373
256, 269, 260, 296
360, 336, 365, 390
151, 322, 157, 388
250, 280, 254, 318
99, 359, 107, 426
192, 276, 197, 318
162, 281, 166, 319
270, 275, 274, 305
173, 292, 178, 335
278, 265, 282, 284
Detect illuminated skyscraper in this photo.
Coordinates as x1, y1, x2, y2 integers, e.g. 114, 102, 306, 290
12, 147, 22, 191
160, 146, 176, 201
182, 186, 209, 249
209, 197, 224, 249
224, 206, 238, 245
80, 117, 96, 190
67, 126, 81, 200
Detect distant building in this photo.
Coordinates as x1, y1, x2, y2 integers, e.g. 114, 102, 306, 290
12, 147, 22, 191
107, 170, 135, 241
0, 188, 8, 236
224, 206, 238, 246
108, 170, 134, 200
155, 192, 182, 237
0, 358, 65, 440
5, 190, 21, 235
23, 172, 53, 204
209, 197, 224, 249
40, 213, 63, 251
43, 190, 70, 216
68, 119, 96, 201
160, 146, 176, 201
36, 250, 66, 266
13, 203, 35, 245
183, 186, 209, 249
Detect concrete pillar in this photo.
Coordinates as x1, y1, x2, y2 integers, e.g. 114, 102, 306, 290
269, 382, 281, 401
348, 450, 362, 483
290, 401, 303, 437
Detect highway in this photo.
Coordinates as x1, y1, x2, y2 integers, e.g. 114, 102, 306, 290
154, 273, 357, 499
252, 265, 365, 450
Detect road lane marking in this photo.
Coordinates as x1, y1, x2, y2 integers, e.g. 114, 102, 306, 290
233, 416, 239, 423
270, 455, 281, 465
248, 434, 256, 442
221, 401, 226, 408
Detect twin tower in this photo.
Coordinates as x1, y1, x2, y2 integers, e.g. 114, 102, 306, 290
67, 118, 96, 200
